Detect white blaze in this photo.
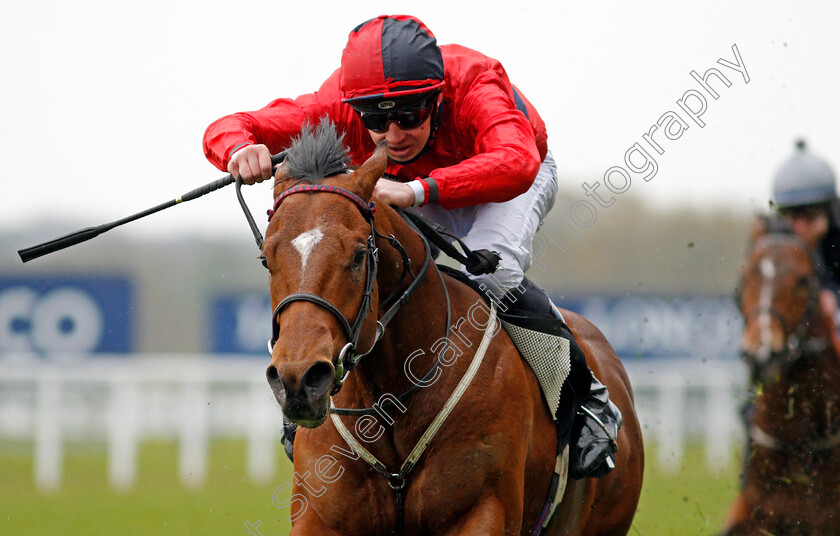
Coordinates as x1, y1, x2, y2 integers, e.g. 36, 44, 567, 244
758, 256, 776, 356
291, 227, 324, 272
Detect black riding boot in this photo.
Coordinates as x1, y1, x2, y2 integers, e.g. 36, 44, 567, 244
282, 417, 297, 462
569, 370, 622, 478
501, 277, 621, 479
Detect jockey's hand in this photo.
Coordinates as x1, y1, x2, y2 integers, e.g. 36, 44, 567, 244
373, 179, 415, 208
228, 144, 273, 185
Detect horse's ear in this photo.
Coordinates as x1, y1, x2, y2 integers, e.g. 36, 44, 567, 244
273, 161, 294, 198
351, 142, 388, 201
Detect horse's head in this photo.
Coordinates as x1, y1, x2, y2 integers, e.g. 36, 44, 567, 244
737, 232, 823, 385
262, 122, 388, 428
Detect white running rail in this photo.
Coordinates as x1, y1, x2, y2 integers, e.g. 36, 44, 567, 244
0, 355, 748, 490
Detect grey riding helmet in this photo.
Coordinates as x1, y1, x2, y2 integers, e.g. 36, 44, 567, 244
772, 139, 837, 209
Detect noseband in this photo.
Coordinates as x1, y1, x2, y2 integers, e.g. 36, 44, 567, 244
235, 170, 433, 395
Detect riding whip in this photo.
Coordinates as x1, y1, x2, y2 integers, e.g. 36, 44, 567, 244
17, 152, 287, 263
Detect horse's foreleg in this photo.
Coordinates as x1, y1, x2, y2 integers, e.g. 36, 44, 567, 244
441, 493, 510, 536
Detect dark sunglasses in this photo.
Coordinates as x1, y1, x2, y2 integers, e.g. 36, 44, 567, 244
353, 98, 437, 133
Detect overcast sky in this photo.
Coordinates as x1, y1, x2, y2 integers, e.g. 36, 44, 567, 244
2, 0, 838, 247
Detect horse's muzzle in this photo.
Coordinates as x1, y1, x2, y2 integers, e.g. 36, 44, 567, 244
266, 360, 335, 428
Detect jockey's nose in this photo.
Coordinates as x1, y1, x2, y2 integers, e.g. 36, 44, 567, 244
384, 121, 408, 140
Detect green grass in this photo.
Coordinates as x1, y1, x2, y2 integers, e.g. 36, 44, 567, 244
633, 445, 741, 535
0, 441, 739, 535
0, 440, 295, 536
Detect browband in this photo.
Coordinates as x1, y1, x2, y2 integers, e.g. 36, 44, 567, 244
269, 184, 376, 221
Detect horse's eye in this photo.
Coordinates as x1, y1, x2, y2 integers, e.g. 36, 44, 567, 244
353, 249, 367, 268
796, 276, 811, 289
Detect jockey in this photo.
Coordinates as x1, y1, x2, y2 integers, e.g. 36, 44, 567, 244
771, 139, 840, 324
203, 14, 621, 479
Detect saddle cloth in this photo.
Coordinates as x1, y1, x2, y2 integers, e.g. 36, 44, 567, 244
498, 317, 572, 419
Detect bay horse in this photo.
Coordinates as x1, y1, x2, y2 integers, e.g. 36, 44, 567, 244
260, 122, 643, 535
723, 226, 840, 535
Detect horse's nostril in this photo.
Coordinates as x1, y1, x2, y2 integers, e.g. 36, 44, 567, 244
302, 361, 335, 398
266, 364, 280, 384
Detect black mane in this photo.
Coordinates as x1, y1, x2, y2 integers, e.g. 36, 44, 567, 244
284, 118, 351, 183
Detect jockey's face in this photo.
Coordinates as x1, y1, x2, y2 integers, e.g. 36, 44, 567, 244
780, 204, 829, 249
358, 92, 440, 163
366, 114, 432, 163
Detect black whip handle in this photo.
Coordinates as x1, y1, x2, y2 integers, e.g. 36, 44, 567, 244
17, 152, 287, 263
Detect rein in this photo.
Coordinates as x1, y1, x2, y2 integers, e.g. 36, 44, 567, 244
745, 300, 840, 455
330, 211, 454, 417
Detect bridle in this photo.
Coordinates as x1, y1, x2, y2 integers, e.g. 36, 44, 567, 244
737, 235, 827, 385
268, 183, 381, 393
234, 162, 444, 399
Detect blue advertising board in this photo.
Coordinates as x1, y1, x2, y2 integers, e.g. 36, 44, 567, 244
557, 294, 741, 360
209, 293, 272, 355
209, 291, 742, 359
0, 276, 134, 354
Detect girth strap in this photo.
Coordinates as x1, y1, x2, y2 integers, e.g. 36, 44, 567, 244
329, 302, 497, 533
532, 445, 569, 535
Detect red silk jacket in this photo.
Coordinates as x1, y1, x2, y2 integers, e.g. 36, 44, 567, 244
203, 44, 548, 210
